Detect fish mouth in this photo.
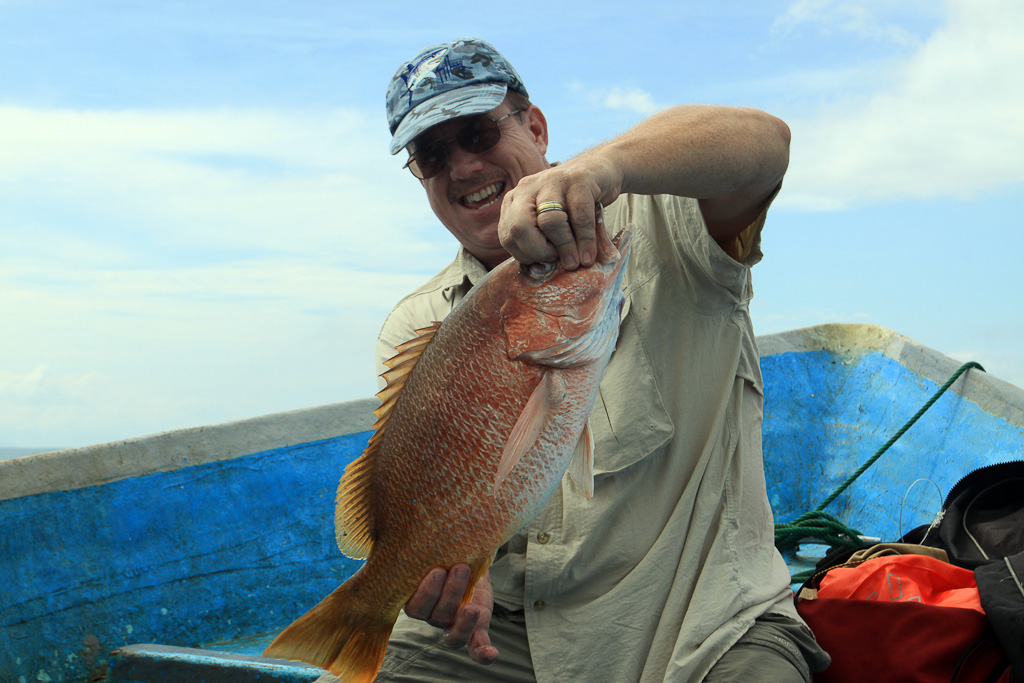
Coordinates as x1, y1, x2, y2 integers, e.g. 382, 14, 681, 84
457, 180, 506, 210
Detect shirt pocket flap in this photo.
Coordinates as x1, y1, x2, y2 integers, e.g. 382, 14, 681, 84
590, 301, 675, 475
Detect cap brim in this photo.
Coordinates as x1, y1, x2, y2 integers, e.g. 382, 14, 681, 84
389, 82, 508, 155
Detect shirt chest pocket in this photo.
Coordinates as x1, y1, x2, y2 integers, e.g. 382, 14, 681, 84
590, 297, 675, 475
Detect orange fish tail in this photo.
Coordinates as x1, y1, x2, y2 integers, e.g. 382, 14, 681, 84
263, 578, 397, 683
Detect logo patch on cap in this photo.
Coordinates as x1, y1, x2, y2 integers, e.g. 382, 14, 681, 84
400, 48, 467, 108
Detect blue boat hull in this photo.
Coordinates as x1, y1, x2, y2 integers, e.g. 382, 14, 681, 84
2, 324, 1021, 681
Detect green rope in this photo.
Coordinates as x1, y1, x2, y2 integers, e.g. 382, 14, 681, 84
775, 511, 866, 553
774, 360, 985, 558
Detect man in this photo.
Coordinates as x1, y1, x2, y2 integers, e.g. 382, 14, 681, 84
375, 38, 830, 682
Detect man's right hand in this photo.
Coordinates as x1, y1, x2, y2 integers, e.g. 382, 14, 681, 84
404, 563, 499, 665
499, 155, 621, 271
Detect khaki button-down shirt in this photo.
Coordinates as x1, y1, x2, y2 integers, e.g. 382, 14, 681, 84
375, 193, 799, 682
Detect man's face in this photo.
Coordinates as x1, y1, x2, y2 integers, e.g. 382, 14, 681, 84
412, 104, 549, 269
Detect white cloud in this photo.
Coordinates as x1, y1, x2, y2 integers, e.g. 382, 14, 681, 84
774, 0, 933, 47
0, 106, 446, 268
780, 0, 1024, 210
0, 365, 99, 405
569, 82, 666, 118
599, 88, 663, 117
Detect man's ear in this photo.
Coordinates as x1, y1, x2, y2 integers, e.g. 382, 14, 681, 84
526, 106, 549, 156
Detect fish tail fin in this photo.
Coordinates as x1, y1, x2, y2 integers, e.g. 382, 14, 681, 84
263, 576, 397, 683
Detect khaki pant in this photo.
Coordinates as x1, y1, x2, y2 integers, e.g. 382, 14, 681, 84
704, 612, 829, 683
375, 608, 828, 682
375, 606, 536, 682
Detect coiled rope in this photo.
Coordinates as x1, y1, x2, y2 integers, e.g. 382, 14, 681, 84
774, 360, 985, 560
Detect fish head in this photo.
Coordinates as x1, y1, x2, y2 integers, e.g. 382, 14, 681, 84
501, 226, 634, 368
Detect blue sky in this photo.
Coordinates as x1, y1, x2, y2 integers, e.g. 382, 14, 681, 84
1, 0, 1022, 450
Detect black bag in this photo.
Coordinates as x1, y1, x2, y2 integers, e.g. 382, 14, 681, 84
976, 551, 1024, 676
928, 461, 1024, 569
921, 461, 1024, 677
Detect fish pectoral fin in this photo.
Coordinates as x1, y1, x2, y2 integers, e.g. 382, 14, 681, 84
494, 372, 562, 494
567, 419, 595, 500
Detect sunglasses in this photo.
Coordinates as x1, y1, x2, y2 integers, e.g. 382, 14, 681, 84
403, 109, 525, 180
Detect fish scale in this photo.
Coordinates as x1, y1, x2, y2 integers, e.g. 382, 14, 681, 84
263, 228, 634, 682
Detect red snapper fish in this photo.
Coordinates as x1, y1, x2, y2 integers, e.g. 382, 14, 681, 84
264, 227, 634, 681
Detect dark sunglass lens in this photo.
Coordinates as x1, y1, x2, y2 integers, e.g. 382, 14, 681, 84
411, 143, 447, 179
458, 117, 502, 154
407, 113, 510, 179
406, 158, 426, 179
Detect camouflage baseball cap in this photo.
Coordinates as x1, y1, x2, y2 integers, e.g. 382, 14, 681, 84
386, 38, 529, 155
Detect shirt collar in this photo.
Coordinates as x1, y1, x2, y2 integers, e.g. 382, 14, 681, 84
441, 246, 492, 302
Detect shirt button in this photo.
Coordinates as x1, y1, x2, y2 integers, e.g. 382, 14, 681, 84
533, 599, 546, 611
536, 532, 550, 544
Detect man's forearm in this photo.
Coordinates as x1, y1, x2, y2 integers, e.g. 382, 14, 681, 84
589, 105, 791, 238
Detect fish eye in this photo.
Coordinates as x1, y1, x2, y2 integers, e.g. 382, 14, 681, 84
521, 260, 556, 280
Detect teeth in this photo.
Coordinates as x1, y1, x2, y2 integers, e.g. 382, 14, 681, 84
465, 182, 501, 205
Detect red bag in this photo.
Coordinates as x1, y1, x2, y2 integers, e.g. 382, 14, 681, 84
798, 554, 1015, 682
817, 553, 984, 612
799, 599, 1013, 682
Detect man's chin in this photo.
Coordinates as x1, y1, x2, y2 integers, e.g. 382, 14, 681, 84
463, 218, 501, 245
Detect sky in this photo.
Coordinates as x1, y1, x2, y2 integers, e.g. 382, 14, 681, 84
1, 0, 1022, 452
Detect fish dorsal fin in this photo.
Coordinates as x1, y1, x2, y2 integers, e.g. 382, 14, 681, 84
568, 420, 595, 500
335, 322, 442, 559
493, 371, 566, 494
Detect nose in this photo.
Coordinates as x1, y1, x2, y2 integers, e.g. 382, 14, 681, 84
447, 141, 486, 179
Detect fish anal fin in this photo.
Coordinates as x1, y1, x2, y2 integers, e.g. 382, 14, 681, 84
494, 372, 566, 494
336, 322, 442, 558
568, 419, 595, 500
459, 554, 496, 612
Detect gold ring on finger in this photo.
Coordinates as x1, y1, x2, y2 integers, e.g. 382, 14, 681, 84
537, 201, 567, 215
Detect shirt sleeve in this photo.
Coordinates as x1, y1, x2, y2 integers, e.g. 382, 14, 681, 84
604, 193, 763, 302
375, 301, 429, 390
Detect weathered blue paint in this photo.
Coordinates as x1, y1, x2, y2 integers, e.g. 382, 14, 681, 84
762, 349, 1024, 542
0, 433, 368, 682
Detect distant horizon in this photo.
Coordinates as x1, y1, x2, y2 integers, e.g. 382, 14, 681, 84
0, 447, 63, 461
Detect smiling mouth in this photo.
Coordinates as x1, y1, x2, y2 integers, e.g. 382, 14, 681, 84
460, 181, 505, 210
